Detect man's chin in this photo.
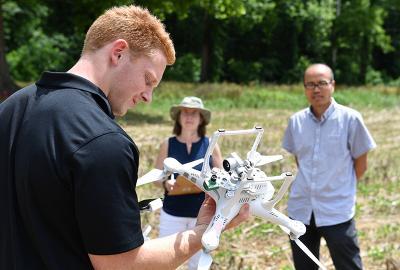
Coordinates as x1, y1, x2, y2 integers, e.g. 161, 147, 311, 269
112, 110, 127, 117
312, 101, 330, 108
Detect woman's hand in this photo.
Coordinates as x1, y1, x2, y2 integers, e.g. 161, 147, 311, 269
163, 179, 178, 193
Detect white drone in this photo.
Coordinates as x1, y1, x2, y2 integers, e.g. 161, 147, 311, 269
138, 127, 326, 270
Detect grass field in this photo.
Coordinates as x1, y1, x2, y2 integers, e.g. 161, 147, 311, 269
120, 82, 400, 270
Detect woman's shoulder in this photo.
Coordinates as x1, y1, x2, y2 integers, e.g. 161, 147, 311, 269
168, 136, 179, 143
197, 136, 210, 150
157, 136, 173, 148
167, 136, 184, 149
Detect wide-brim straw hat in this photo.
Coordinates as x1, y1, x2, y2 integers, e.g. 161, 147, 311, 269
170, 96, 211, 125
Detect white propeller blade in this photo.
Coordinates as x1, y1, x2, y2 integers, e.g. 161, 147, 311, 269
279, 225, 327, 270
137, 169, 167, 186
163, 157, 184, 172
164, 158, 204, 173
256, 155, 283, 166
247, 151, 283, 167
183, 158, 204, 169
197, 251, 213, 270
137, 158, 204, 187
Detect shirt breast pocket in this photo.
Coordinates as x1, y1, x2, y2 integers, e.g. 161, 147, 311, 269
326, 134, 343, 156
294, 137, 312, 157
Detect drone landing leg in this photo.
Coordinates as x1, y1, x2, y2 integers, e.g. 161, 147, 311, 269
251, 204, 327, 270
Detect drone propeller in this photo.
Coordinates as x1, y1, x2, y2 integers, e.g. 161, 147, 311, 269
163, 157, 204, 173
185, 158, 205, 168
137, 158, 204, 187
198, 251, 213, 270
256, 154, 283, 166
279, 225, 327, 270
247, 151, 283, 167
136, 169, 167, 186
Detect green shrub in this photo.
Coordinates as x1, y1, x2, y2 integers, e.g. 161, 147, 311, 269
6, 31, 71, 81
163, 53, 201, 82
225, 59, 263, 83
366, 68, 384, 85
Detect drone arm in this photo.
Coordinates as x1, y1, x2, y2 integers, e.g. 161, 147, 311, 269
262, 172, 294, 210
251, 204, 306, 239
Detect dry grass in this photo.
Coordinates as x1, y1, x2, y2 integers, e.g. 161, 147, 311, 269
120, 105, 400, 270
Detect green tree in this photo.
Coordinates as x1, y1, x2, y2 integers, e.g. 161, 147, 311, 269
3, 0, 132, 84
138, 0, 274, 82
0, 0, 18, 97
1, 0, 398, 86
334, 0, 392, 83
371, 0, 400, 83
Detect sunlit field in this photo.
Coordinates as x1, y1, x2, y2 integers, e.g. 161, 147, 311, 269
120, 82, 400, 270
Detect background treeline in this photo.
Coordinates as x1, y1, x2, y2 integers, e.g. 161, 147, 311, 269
1, 0, 400, 95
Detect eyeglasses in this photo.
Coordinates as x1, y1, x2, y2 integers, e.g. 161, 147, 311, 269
304, 80, 332, 90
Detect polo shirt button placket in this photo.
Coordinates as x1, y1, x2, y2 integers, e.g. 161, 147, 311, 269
311, 124, 321, 201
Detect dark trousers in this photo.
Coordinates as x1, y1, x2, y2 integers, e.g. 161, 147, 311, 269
290, 213, 363, 270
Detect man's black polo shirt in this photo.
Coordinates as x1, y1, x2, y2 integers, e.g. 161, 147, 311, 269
0, 72, 144, 269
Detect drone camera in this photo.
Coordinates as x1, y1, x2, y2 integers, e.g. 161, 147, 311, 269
223, 157, 239, 172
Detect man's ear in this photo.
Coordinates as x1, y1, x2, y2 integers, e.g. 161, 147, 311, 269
331, 80, 336, 93
110, 39, 129, 65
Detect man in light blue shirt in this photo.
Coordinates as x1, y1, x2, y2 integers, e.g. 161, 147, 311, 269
282, 63, 376, 270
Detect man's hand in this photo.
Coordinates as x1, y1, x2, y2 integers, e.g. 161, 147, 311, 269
195, 194, 250, 230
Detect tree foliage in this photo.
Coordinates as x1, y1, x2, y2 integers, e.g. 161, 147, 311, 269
1, 0, 399, 88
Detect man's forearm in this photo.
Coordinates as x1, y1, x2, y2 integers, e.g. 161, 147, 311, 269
89, 224, 208, 270
354, 153, 368, 180
136, 224, 207, 269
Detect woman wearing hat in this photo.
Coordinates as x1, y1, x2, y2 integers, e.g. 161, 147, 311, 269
154, 96, 222, 269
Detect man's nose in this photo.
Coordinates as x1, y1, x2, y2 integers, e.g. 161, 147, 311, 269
311, 85, 321, 92
141, 89, 153, 103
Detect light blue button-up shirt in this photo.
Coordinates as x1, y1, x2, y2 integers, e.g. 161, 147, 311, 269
282, 99, 376, 227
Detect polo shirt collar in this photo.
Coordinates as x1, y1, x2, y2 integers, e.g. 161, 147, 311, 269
36, 71, 114, 118
307, 98, 337, 123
